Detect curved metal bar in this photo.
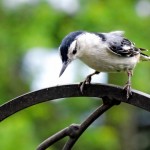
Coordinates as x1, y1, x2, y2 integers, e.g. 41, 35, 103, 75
0, 83, 150, 122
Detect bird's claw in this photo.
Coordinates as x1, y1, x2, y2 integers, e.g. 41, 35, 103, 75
79, 76, 91, 94
79, 81, 85, 94
123, 83, 132, 99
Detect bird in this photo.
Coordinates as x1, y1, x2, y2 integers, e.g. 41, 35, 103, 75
58, 30, 150, 99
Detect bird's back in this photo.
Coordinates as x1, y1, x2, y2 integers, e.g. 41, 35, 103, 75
77, 31, 141, 72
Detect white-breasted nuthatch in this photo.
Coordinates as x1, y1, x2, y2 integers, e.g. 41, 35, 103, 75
59, 31, 150, 98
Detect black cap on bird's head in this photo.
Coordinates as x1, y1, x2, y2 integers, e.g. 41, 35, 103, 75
59, 31, 83, 77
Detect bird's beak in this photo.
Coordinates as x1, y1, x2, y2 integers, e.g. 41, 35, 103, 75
59, 60, 71, 77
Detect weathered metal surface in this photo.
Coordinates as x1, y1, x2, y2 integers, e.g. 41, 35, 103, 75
0, 83, 150, 122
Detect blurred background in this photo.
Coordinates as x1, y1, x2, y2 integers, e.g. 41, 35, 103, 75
0, 0, 150, 149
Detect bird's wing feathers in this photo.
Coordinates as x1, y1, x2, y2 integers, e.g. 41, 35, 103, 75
105, 31, 141, 57
109, 31, 125, 37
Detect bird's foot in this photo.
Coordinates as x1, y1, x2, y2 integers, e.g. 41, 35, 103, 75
79, 75, 92, 94
79, 71, 99, 94
123, 83, 132, 99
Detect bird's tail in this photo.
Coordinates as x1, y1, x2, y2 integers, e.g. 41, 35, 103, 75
140, 53, 150, 61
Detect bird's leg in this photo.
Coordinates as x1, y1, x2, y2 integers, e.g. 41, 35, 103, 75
79, 71, 99, 94
123, 70, 133, 99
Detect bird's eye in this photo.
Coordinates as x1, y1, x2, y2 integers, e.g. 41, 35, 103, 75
72, 49, 77, 54
72, 40, 78, 54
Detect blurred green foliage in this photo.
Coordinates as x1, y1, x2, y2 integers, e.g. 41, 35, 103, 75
0, 0, 150, 150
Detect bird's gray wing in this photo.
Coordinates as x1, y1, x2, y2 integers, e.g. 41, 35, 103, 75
107, 38, 140, 57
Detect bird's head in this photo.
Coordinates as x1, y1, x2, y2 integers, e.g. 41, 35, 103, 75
59, 31, 83, 77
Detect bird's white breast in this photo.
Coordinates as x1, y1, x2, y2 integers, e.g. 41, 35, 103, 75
77, 33, 140, 72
